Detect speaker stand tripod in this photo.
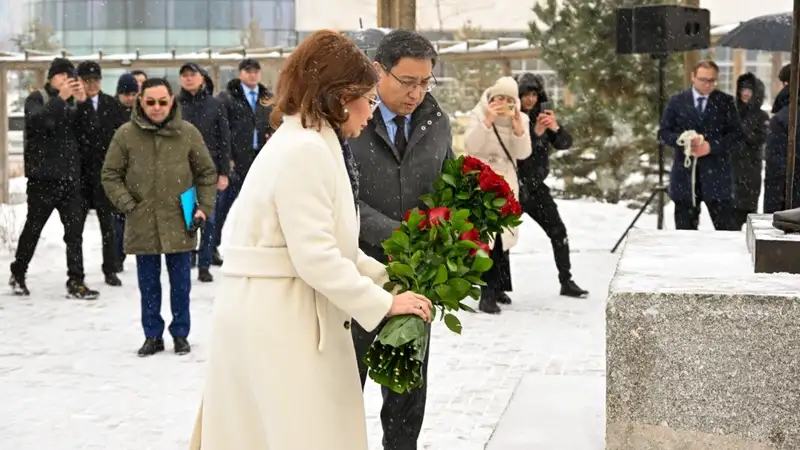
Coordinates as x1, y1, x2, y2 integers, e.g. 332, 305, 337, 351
611, 53, 669, 253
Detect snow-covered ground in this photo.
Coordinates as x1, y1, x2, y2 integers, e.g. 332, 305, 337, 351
0, 179, 717, 449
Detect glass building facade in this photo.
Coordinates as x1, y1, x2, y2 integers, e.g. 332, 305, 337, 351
25, 0, 298, 54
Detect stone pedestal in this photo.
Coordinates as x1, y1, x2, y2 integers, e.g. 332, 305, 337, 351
746, 214, 800, 274
607, 229, 800, 450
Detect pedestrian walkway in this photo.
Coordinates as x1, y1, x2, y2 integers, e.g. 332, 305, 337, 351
0, 198, 636, 449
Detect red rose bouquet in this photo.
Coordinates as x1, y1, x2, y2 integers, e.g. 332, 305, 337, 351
363, 155, 524, 394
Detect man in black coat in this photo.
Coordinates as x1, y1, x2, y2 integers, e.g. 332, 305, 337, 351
732, 73, 769, 229
515, 73, 588, 298
10, 58, 99, 299
107, 73, 139, 273
177, 62, 231, 282
772, 64, 790, 114
215, 58, 273, 252
74, 61, 129, 286
764, 88, 800, 213
349, 30, 453, 450
658, 60, 742, 230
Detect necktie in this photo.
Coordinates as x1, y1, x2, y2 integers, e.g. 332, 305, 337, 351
696, 97, 705, 114
393, 115, 407, 158
249, 91, 257, 111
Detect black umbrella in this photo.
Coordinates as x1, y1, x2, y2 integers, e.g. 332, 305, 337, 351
342, 28, 391, 60
717, 12, 791, 52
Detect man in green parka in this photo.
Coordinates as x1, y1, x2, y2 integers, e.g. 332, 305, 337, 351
102, 78, 217, 357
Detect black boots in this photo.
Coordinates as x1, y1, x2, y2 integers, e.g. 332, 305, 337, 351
66, 278, 100, 300
137, 337, 190, 357
479, 288, 503, 314
560, 279, 589, 298
773, 208, 800, 233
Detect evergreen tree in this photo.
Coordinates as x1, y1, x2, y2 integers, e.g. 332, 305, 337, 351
528, 0, 684, 203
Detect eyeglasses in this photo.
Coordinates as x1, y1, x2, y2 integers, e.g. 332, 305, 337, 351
382, 65, 437, 92
364, 96, 381, 112
696, 77, 717, 85
144, 98, 169, 107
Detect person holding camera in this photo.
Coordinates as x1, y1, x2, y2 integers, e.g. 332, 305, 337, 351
102, 78, 217, 357
9, 58, 100, 299
516, 72, 588, 298
464, 76, 532, 314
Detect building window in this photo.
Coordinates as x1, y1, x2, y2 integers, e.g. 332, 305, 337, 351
127, 0, 168, 29
210, 0, 234, 29
64, 0, 91, 31
169, 0, 210, 29
92, 0, 127, 28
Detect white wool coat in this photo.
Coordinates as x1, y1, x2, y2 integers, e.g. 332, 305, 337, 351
464, 89, 533, 250
190, 114, 393, 450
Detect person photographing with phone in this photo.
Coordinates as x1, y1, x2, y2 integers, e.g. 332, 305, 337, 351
464, 76, 532, 313
9, 57, 101, 299
515, 72, 588, 299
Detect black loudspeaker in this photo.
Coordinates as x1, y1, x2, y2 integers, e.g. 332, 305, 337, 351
616, 5, 710, 55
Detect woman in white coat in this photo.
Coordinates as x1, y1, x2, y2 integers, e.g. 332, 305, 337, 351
464, 76, 533, 314
190, 30, 433, 450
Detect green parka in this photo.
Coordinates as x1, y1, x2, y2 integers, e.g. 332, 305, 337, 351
101, 103, 217, 255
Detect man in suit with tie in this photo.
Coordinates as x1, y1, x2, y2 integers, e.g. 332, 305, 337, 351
348, 30, 454, 450
75, 61, 128, 286
658, 60, 743, 230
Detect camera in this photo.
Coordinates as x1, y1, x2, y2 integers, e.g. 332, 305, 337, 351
539, 101, 550, 112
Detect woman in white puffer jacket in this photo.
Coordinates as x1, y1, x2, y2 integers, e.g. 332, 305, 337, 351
464, 76, 532, 314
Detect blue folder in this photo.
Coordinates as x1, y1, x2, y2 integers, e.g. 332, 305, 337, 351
179, 186, 197, 230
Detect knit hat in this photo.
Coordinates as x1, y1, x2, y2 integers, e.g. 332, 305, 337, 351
485, 76, 519, 101
47, 57, 74, 79
116, 73, 139, 95
779, 64, 791, 83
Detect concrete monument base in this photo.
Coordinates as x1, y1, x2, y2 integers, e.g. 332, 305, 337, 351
607, 230, 800, 449
746, 214, 800, 274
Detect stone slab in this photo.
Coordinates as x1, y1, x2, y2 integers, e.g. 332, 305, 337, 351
607, 230, 800, 450
746, 214, 800, 274
485, 373, 605, 450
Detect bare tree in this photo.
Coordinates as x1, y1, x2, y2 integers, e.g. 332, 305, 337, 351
11, 18, 59, 106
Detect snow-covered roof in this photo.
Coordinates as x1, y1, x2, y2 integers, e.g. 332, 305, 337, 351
0, 37, 540, 69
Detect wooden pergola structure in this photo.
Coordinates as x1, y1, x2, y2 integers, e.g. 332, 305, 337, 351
0, 39, 540, 203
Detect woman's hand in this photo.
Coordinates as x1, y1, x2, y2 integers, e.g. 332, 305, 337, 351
388, 291, 433, 322
483, 101, 505, 128
534, 114, 548, 136
511, 106, 524, 136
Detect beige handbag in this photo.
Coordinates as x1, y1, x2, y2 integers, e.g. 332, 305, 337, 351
188, 399, 203, 450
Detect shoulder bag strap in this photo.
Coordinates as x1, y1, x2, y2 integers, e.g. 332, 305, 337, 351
492, 124, 517, 170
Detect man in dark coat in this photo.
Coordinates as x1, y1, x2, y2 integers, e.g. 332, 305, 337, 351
772, 64, 790, 114
764, 89, 800, 213
658, 60, 743, 230
215, 58, 273, 256
109, 73, 139, 273
515, 73, 587, 298
348, 30, 453, 450
74, 61, 129, 286
732, 72, 769, 229
177, 62, 231, 282
10, 58, 100, 299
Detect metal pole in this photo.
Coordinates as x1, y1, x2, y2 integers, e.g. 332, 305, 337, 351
656, 54, 666, 229
785, 0, 800, 210
0, 67, 8, 204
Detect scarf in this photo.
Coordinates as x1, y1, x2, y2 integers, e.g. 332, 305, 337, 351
335, 129, 360, 212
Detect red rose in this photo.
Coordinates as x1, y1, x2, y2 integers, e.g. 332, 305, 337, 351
427, 206, 451, 226
478, 169, 511, 196
403, 209, 429, 230
499, 195, 522, 216
462, 155, 488, 174
417, 218, 429, 230
459, 228, 480, 242
470, 241, 492, 257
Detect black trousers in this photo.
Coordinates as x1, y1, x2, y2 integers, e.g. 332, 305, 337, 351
522, 184, 572, 283
352, 318, 431, 450
81, 194, 120, 276
482, 234, 512, 294
12, 180, 84, 280
674, 201, 736, 231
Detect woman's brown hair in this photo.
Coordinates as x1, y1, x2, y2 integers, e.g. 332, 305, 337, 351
270, 30, 379, 130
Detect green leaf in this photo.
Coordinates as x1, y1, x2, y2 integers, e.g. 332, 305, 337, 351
433, 264, 448, 285
441, 173, 457, 187
456, 192, 471, 200
383, 281, 398, 292
456, 240, 479, 250
410, 250, 423, 268
428, 253, 445, 265
465, 275, 487, 286
468, 286, 482, 300
388, 262, 415, 278
447, 278, 473, 299
441, 188, 453, 203
471, 255, 494, 272
459, 302, 476, 313
443, 313, 462, 335
492, 197, 507, 207
376, 315, 426, 347
419, 266, 437, 283
455, 264, 470, 277
453, 208, 471, 222
420, 195, 435, 209
434, 284, 455, 305
446, 259, 457, 272
390, 230, 410, 249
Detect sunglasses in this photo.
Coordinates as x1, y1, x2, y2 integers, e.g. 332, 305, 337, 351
144, 99, 170, 107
